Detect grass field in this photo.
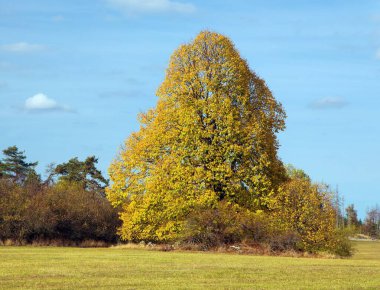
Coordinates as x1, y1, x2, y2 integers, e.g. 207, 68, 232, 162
0, 241, 379, 289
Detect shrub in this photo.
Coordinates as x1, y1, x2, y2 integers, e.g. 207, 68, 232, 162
241, 211, 301, 252
181, 203, 301, 253
271, 179, 353, 256
0, 179, 30, 241
26, 181, 120, 243
178, 177, 352, 256
0, 179, 120, 244
181, 202, 244, 249
325, 229, 354, 257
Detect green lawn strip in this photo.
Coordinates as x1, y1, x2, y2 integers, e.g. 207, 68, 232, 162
0, 241, 379, 289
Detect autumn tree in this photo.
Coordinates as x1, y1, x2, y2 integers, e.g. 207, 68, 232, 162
285, 164, 310, 181
271, 179, 339, 252
107, 31, 286, 242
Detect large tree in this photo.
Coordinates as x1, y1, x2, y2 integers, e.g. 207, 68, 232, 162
107, 31, 286, 242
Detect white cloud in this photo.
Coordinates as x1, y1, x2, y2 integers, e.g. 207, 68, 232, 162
24, 93, 70, 112
106, 0, 196, 14
310, 97, 349, 110
1, 42, 46, 53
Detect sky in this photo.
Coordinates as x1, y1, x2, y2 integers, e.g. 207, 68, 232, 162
1, 0, 379, 219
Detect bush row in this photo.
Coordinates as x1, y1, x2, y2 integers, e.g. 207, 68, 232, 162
180, 179, 353, 257
0, 179, 120, 244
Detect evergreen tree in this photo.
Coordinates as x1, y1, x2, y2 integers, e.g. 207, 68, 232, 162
0, 146, 38, 184
55, 156, 108, 195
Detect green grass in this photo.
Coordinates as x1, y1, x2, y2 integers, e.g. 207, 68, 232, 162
0, 241, 379, 289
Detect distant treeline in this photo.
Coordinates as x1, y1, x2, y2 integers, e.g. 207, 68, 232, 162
0, 145, 379, 252
343, 203, 380, 239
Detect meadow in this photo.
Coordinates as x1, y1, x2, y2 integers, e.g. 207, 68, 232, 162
0, 241, 379, 289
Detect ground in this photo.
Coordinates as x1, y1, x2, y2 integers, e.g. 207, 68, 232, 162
0, 241, 379, 289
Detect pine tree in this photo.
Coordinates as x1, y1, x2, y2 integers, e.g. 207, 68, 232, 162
55, 156, 108, 195
0, 146, 38, 184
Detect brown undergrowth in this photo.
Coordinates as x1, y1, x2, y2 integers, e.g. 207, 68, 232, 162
111, 241, 339, 258
0, 239, 110, 247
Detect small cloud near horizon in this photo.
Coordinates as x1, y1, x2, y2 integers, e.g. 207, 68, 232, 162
309, 97, 349, 110
1, 42, 46, 53
24, 93, 72, 112
106, 0, 196, 15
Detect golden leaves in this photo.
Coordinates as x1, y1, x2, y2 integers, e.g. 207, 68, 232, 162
272, 179, 338, 252
107, 31, 286, 241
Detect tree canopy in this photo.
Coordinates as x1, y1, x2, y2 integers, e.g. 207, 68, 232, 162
107, 31, 287, 242
55, 156, 108, 195
0, 146, 38, 184
0, 148, 118, 244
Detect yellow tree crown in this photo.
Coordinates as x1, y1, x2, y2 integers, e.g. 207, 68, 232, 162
107, 31, 286, 242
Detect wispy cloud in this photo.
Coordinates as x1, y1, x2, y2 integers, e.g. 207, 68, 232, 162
309, 97, 349, 110
24, 93, 72, 112
106, 0, 196, 14
1, 42, 46, 53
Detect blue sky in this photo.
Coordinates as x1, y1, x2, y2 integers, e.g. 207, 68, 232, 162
1, 0, 379, 219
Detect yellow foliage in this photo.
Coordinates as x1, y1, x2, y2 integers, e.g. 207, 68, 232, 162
107, 31, 286, 242
271, 179, 338, 252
